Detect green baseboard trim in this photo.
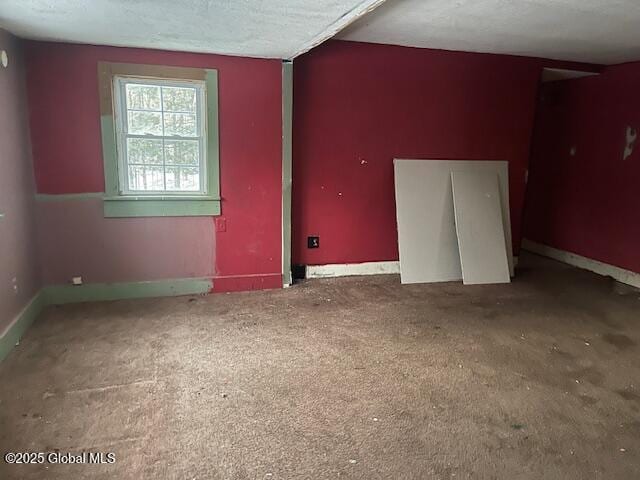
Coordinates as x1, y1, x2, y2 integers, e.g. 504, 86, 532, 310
44, 277, 214, 305
1, 277, 214, 362
0, 291, 47, 363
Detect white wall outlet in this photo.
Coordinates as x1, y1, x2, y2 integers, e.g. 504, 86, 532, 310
12, 277, 18, 295
72, 276, 83, 286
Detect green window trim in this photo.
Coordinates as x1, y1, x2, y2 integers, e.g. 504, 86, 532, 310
103, 196, 220, 217
98, 62, 220, 217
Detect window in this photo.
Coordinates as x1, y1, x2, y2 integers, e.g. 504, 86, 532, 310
114, 77, 207, 194
98, 62, 220, 217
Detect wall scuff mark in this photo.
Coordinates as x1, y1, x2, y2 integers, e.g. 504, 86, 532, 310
623, 126, 637, 160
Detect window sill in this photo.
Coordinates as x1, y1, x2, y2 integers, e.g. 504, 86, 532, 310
103, 196, 221, 217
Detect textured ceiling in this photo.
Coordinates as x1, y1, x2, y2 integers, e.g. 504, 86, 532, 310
339, 0, 640, 65
2, 0, 639, 64
0, 0, 381, 59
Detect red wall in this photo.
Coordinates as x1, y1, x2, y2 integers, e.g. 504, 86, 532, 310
25, 42, 283, 291
292, 40, 595, 266
524, 63, 640, 274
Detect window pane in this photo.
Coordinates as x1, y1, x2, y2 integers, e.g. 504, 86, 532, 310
164, 139, 199, 166
128, 165, 165, 191
162, 86, 196, 113
127, 138, 163, 165
128, 111, 163, 135
166, 167, 200, 191
126, 84, 161, 110
164, 113, 197, 137
116, 79, 206, 194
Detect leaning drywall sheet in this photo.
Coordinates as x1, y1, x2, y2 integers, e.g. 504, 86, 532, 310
451, 170, 511, 285
394, 161, 463, 284
393, 159, 513, 285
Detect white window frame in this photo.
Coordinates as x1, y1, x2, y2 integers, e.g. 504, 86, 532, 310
112, 75, 208, 196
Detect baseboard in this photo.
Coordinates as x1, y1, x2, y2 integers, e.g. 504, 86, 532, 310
1, 274, 288, 362
211, 273, 282, 293
44, 277, 214, 305
0, 291, 47, 363
522, 239, 640, 289
306, 261, 400, 279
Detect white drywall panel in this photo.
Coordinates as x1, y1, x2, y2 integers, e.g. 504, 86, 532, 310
451, 170, 510, 285
394, 160, 462, 284
393, 159, 513, 285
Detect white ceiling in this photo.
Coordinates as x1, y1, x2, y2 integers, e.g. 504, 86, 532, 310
0, 0, 381, 60
339, 0, 640, 65
1, 0, 639, 64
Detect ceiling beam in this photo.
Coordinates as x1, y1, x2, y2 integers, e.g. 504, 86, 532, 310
288, 0, 388, 59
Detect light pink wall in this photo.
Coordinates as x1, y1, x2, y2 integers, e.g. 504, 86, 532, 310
37, 199, 215, 285
0, 30, 41, 332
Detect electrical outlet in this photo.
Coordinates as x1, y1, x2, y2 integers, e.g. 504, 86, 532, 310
307, 236, 319, 249
72, 276, 83, 286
